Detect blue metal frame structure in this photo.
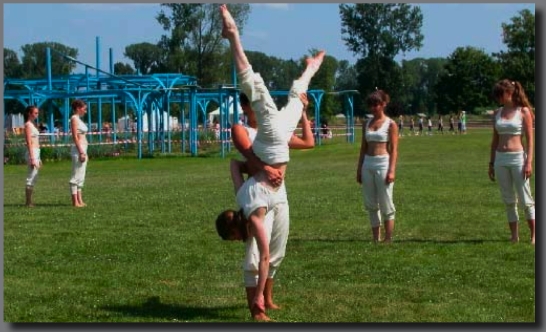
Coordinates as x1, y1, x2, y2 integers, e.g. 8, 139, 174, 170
3, 37, 358, 159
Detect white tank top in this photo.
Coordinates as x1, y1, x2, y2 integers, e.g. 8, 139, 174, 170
495, 107, 522, 136
365, 117, 392, 143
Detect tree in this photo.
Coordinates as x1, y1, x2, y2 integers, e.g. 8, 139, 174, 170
434, 47, 500, 114
124, 43, 162, 75
339, 4, 424, 104
156, 3, 250, 86
400, 57, 447, 115
114, 62, 136, 75
4, 48, 22, 78
494, 9, 535, 105
20, 42, 78, 78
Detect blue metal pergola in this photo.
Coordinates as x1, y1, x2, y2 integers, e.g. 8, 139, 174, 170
3, 37, 358, 159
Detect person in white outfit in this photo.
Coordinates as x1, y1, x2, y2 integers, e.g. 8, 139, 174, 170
356, 90, 399, 243
216, 92, 314, 322
488, 79, 535, 245
24, 105, 42, 207
217, 4, 323, 321
69, 99, 89, 207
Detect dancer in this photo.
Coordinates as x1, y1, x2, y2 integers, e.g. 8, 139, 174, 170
356, 90, 399, 243
69, 99, 89, 207
23, 105, 42, 207
217, 4, 323, 320
488, 79, 535, 244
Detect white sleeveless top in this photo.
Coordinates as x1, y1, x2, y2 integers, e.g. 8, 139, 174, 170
71, 115, 88, 135
495, 107, 522, 136
365, 117, 392, 143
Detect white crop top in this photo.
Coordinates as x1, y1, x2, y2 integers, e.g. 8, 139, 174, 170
365, 117, 392, 143
495, 107, 522, 136
27, 123, 39, 138
72, 115, 88, 135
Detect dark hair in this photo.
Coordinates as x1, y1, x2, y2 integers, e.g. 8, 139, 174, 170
215, 209, 248, 241
492, 79, 533, 110
239, 93, 250, 107
24, 105, 38, 122
366, 90, 390, 107
71, 99, 86, 112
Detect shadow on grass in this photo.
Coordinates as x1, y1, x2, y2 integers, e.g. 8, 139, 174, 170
99, 296, 243, 321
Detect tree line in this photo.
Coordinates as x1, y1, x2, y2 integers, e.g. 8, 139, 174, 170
4, 4, 534, 119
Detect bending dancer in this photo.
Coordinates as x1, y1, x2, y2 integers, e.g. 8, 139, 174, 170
488, 79, 535, 245
217, 3, 323, 321
23, 105, 42, 207
218, 93, 312, 322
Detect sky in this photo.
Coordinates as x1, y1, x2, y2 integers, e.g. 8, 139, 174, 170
3, 3, 536, 74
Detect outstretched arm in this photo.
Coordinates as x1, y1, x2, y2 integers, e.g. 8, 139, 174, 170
230, 159, 247, 194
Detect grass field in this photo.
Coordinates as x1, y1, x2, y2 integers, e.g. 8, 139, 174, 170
3, 128, 535, 323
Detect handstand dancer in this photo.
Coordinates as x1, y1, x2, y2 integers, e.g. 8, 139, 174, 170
217, 4, 324, 321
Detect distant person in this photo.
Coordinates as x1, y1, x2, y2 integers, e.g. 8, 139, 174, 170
418, 116, 424, 135
437, 115, 444, 134
23, 106, 42, 207
461, 111, 467, 134
427, 116, 433, 135
409, 117, 415, 135
69, 99, 89, 208
488, 79, 535, 245
449, 114, 455, 134
398, 115, 404, 137
356, 90, 399, 243
457, 112, 463, 134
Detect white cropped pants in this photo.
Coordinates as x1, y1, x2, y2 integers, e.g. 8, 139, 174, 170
25, 148, 41, 187
69, 145, 88, 195
494, 151, 535, 222
238, 67, 306, 165
361, 154, 396, 227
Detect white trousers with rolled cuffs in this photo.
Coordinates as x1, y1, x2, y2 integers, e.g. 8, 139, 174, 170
494, 151, 535, 222
361, 154, 396, 227
237, 178, 289, 287
238, 66, 307, 165
25, 148, 41, 187
69, 145, 88, 195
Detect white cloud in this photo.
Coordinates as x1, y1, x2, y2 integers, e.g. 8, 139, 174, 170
252, 4, 290, 10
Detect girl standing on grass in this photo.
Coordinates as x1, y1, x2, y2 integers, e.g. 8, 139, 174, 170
23, 105, 41, 207
356, 90, 399, 243
69, 99, 89, 208
488, 79, 535, 245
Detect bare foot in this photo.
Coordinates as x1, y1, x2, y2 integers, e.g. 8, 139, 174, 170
220, 4, 239, 40
382, 238, 392, 244
265, 302, 281, 310
510, 237, 519, 243
251, 305, 271, 321
531, 237, 535, 245
305, 50, 326, 71
25, 204, 35, 208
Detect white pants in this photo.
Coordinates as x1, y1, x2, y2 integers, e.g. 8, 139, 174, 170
25, 148, 41, 187
238, 67, 306, 165
361, 155, 396, 227
243, 199, 289, 287
494, 151, 535, 222
69, 145, 88, 195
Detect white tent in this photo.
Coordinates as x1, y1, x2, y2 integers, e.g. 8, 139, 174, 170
208, 97, 244, 125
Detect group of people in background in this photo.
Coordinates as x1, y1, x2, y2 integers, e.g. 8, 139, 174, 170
397, 111, 468, 137
23, 99, 90, 208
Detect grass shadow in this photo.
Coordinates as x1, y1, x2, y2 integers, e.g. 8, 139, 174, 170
100, 296, 243, 321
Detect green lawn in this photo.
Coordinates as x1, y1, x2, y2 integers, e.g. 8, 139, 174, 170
3, 128, 535, 322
